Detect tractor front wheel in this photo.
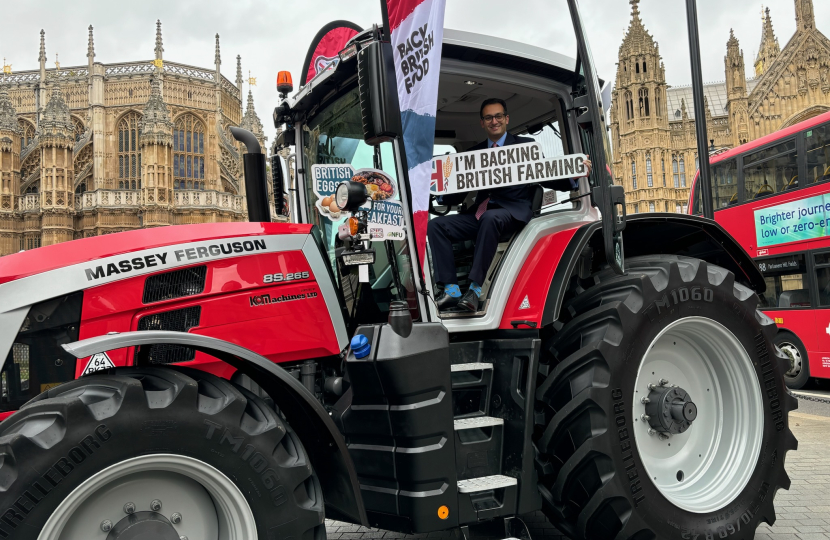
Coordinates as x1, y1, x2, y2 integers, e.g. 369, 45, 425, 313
0, 366, 325, 540
534, 256, 797, 540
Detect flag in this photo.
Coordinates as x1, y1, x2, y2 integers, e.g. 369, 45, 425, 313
381, 0, 446, 265
301, 21, 363, 85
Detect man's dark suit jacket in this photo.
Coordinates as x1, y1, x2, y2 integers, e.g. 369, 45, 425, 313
443, 132, 577, 224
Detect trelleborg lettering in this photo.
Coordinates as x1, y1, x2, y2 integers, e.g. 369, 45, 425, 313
84, 239, 267, 282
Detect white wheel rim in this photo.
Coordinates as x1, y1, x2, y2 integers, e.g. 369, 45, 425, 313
633, 317, 764, 513
779, 342, 802, 377
39, 454, 257, 540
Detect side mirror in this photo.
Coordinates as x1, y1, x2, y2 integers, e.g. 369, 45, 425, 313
357, 41, 402, 146
271, 154, 289, 216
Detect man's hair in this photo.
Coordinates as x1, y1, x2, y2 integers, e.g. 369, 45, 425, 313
480, 98, 508, 118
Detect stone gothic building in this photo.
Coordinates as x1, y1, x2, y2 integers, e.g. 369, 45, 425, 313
610, 0, 830, 215
0, 21, 268, 256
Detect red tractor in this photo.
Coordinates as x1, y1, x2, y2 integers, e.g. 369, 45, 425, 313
0, 4, 795, 540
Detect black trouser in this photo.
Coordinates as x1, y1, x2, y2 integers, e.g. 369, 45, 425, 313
427, 208, 521, 286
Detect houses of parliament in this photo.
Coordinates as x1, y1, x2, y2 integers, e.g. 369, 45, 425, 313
0, 22, 268, 256
611, 0, 830, 215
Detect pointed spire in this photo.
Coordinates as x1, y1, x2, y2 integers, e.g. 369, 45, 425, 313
240, 88, 265, 144
0, 85, 21, 133
38, 30, 47, 64
755, 7, 780, 76
236, 55, 243, 90
630, 0, 641, 20
795, 0, 815, 32
155, 20, 164, 60
87, 25, 95, 62
214, 34, 221, 68
681, 99, 689, 121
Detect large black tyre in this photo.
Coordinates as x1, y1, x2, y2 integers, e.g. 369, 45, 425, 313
774, 330, 811, 390
0, 366, 325, 540
533, 256, 797, 540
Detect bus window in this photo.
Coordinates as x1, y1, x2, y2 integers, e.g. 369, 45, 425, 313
712, 159, 737, 209
757, 254, 810, 309
743, 139, 798, 199
805, 123, 830, 185
815, 252, 830, 306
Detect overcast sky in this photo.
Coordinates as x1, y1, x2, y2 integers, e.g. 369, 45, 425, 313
2, 0, 826, 144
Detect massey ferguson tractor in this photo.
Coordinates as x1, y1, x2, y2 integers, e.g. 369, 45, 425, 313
0, 2, 795, 540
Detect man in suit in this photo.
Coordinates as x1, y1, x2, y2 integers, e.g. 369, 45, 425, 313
428, 98, 592, 312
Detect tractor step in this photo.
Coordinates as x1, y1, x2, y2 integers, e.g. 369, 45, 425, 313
451, 362, 494, 371
454, 416, 503, 430
456, 475, 519, 523
457, 475, 517, 493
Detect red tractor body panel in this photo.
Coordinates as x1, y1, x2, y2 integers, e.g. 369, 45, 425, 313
0, 222, 344, 408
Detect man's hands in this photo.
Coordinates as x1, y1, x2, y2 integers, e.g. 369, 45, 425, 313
583, 155, 593, 177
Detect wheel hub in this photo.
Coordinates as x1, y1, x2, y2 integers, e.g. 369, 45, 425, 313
106, 511, 180, 540
644, 383, 698, 435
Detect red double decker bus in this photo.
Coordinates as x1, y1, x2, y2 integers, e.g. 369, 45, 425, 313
690, 110, 830, 388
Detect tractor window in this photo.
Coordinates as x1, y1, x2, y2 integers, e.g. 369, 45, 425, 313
1, 292, 83, 412
302, 86, 418, 325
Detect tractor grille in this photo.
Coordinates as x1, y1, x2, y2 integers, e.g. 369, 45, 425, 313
142, 265, 207, 304
137, 306, 201, 364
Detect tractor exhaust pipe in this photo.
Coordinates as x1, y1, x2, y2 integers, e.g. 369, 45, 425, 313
230, 127, 271, 223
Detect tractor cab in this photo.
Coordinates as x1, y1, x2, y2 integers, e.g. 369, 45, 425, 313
275, 23, 618, 333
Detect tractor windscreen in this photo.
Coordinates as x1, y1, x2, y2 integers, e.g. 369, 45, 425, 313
302, 85, 419, 324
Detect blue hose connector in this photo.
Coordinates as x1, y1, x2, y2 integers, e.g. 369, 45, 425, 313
351, 334, 371, 359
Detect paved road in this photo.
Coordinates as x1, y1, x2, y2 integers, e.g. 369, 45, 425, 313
325, 393, 830, 540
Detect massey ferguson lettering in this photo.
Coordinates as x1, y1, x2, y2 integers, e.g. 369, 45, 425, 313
83, 239, 268, 282
84, 253, 168, 281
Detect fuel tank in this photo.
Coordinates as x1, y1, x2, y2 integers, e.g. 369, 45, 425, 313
0, 222, 347, 383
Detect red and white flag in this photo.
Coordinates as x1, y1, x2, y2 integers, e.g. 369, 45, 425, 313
381, 0, 446, 264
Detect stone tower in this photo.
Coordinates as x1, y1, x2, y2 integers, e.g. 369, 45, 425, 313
38, 81, 75, 246
725, 30, 751, 147
0, 85, 22, 253
755, 7, 781, 76
140, 76, 174, 227
610, 0, 677, 214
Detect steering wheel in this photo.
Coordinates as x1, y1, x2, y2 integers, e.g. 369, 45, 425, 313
429, 194, 452, 216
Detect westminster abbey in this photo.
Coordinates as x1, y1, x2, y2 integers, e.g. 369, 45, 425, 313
611, 0, 830, 215
0, 22, 268, 255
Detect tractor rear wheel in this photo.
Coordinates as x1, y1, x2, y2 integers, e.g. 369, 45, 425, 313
0, 366, 325, 540
533, 255, 797, 540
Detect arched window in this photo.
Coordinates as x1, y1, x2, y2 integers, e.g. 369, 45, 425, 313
673, 158, 680, 187
624, 91, 633, 120
662, 157, 666, 186
18, 120, 35, 152
117, 112, 142, 189
649, 202, 655, 212
643, 61, 647, 73
631, 160, 637, 189
638, 88, 650, 117
636, 62, 640, 74
656, 89, 662, 116
664, 201, 669, 212
646, 155, 653, 187
72, 117, 85, 143
24, 182, 38, 194
680, 158, 687, 187
174, 115, 206, 190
